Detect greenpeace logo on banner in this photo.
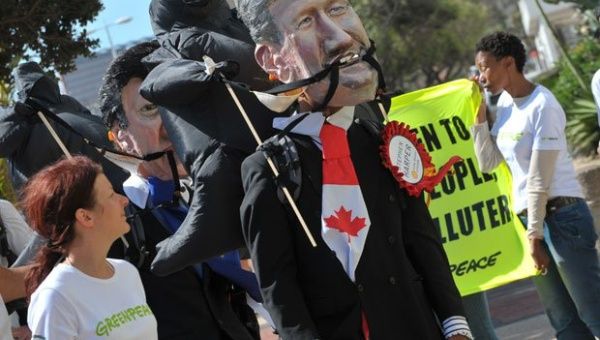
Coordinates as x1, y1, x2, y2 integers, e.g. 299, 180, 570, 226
389, 79, 535, 296
450, 251, 502, 276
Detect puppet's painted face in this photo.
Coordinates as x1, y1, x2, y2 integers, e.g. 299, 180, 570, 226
267, 0, 378, 109
114, 77, 187, 180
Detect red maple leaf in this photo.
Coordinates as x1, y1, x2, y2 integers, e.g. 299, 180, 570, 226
324, 206, 367, 242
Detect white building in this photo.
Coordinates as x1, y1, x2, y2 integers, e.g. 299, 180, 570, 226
519, 0, 581, 74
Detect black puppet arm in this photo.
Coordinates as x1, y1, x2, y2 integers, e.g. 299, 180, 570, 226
0, 62, 125, 189
240, 152, 321, 340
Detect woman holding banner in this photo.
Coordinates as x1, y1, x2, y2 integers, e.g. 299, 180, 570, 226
472, 31, 600, 338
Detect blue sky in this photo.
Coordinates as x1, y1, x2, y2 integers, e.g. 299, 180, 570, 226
87, 0, 154, 52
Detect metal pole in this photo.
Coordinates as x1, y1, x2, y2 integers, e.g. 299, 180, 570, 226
104, 23, 117, 59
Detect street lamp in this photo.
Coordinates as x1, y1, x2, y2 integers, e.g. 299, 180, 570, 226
88, 16, 133, 59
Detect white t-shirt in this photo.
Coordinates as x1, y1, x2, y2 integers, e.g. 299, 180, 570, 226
28, 259, 158, 340
0, 199, 34, 267
592, 69, 600, 126
491, 85, 583, 213
0, 294, 13, 340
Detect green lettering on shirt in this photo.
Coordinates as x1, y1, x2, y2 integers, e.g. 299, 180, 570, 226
95, 304, 154, 337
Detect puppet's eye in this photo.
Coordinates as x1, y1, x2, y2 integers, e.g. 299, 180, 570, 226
329, 2, 349, 16
297, 16, 313, 30
138, 104, 159, 118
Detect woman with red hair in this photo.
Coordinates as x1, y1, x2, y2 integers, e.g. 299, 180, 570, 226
23, 156, 157, 339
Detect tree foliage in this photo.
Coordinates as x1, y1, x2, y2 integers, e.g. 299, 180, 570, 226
0, 0, 103, 83
542, 38, 600, 110
353, 0, 493, 92
539, 38, 600, 156
0, 84, 15, 202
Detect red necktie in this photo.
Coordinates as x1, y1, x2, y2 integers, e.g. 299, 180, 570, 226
320, 122, 370, 340
320, 123, 359, 185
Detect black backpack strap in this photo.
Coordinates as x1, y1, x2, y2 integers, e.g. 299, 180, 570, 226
256, 114, 310, 203
258, 134, 302, 204
124, 204, 149, 269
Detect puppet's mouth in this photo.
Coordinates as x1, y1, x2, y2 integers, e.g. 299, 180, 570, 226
337, 52, 361, 68
340, 52, 360, 66
327, 50, 363, 69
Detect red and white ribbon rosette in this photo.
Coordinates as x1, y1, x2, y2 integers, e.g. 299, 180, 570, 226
380, 121, 463, 197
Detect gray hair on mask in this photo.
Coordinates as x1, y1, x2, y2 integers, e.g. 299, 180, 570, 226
236, 0, 283, 45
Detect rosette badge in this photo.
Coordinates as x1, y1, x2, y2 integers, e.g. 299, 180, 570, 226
380, 121, 463, 197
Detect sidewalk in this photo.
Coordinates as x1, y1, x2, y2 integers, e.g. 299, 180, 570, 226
489, 279, 555, 340
496, 314, 554, 340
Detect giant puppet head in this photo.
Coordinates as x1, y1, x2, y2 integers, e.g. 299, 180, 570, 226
237, 0, 380, 111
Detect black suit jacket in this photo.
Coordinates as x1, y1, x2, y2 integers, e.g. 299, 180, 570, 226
136, 211, 258, 340
241, 117, 464, 340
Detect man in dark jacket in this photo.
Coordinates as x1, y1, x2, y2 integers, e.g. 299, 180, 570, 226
99, 41, 259, 340
138, 0, 288, 276
236, 0, 472, 339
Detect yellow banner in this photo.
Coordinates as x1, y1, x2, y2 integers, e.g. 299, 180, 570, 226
388, 79, 535, 296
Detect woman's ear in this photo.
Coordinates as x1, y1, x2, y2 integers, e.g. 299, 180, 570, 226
74, 208, 94, 229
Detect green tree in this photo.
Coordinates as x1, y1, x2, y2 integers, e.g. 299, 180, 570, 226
0, 0, 103, 83
353, 0, 491, 91
0, 159, 16, 202
0, 83, 15, 202
540, 38, 600, 156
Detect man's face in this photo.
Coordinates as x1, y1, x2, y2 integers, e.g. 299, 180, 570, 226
114, 77, 186, 180
475, 51, 509, 96
262, 0, 378, 109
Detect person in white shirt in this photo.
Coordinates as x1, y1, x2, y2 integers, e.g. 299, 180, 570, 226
0, 199, 34, 268
472, 31, 600, 338
591, 68, 600, 154
0, 198, 35, 340
0, 266, 29, 340
22, 156, 157, 339
592, 8, 600, 154
0, 294, 11, 340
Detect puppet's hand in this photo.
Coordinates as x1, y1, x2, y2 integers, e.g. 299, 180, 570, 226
13, 102, 37, 116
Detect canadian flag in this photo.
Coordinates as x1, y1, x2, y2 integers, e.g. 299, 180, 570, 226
321, 124, 371, 282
